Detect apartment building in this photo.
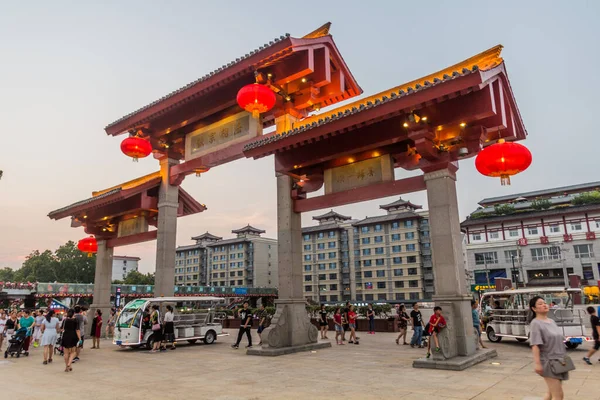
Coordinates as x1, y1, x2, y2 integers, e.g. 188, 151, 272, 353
175, 225, 277, 288
302, 198, 433, 304
111, 255, 140, 281
461, 182, 600, 288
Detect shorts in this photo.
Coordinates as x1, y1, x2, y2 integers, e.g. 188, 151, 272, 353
594, 340, 600, 351
349, 323, 356, 329
257, 325, 265, 334
474, 325, 481, 336
335, 325, 344, 332
319, 321, 327, 327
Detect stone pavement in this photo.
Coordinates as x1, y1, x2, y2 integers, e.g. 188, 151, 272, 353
2, 330, 599, 400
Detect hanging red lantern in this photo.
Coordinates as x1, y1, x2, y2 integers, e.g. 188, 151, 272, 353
236, 83, 276, 118
120, 136, 152, 161
475, 139, 532, 185
77, 236, 98, 257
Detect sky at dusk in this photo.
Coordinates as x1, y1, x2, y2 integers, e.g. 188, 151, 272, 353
1, 1, 599, 273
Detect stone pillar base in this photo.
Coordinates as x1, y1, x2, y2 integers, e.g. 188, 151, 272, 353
246, 299, 330, 356
413, 348, 497, 371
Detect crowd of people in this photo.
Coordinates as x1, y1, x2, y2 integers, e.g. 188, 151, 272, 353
0, 306, 118, 372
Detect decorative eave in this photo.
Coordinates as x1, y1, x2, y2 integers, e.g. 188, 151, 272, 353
379, 198, 422, 211
312, 209, 351, 221
243, 45, 526, 159
231, 224, 266, 235
351, 212, 421, 227
104, 24, 361, 136
191, 232, 223, 241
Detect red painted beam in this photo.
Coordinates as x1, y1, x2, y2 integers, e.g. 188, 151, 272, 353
106, 230, 158, 248
294, 176, 426, 213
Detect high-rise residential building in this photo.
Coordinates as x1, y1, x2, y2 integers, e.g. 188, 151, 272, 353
301, 198, 433, 304
175, 225, 277, 288
111, 256, 140, 281
461, 182, 600, 288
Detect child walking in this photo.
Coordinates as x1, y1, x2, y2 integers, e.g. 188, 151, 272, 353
333, 308, 344, 345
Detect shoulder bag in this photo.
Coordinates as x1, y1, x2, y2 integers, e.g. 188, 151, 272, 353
151, 312, 161, 331
549, 356, 576, 374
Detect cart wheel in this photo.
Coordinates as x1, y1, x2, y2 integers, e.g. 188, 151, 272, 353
204, 330, 216, 345
16, 352, 20, 358
565, 342, 579, 350
486, 327, 502, 343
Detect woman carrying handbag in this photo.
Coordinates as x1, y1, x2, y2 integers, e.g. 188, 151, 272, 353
529, 296, 575, 400
149, 305, 163, 353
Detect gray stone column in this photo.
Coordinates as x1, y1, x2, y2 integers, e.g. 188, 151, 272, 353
89, 240, 113, 337
247, 172, 328, 355
154, 157, 179, 298
413, 167, 496, 370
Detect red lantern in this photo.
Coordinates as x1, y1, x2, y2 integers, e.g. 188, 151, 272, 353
236, 83, 276, 118
77, 236, 98, 257
475, 139, 532, 185
120, 136, 152, 161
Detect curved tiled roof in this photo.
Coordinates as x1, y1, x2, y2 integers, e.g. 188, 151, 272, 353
243, 45, 505, 154
231, 224, 266, 234
105, 33, 291, 131
379, 198, 422, 210
192, 232, 223, 241
312, 210, 352, 221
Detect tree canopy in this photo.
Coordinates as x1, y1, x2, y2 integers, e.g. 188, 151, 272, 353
113, 270, 155, 285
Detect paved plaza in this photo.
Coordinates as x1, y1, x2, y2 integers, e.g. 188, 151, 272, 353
2, 330, 599, 400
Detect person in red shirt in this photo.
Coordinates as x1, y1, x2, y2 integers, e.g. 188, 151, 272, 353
347, 305, 359, 345
333, 308, 344, 345
426, 306, 446, 358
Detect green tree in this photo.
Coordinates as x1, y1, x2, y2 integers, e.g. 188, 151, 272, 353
0, 267, 15, 281
122, 270, 155, 285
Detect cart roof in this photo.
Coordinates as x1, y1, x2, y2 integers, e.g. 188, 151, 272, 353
481, 287, 582, 297
126, 296, 226, 305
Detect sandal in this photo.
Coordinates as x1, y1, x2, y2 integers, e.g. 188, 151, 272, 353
48, 358, 53, 363
43, 361, 48, 365
395, 338, 399, 345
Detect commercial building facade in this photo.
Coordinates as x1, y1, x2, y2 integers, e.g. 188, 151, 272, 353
175, 225, 277, 288
461, 182, 600, 288
301, 198, 433, 303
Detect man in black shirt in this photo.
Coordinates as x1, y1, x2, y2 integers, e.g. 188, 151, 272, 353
409, 303, 424, 348
232, 301, 253, 349
342, 302, 350, 341
584, 306, 600, 364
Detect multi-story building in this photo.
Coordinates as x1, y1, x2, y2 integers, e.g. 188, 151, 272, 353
461, 182, 600, 288
176, 225, 277, 288
301, 198, 433, 304
111, 256, 140, 281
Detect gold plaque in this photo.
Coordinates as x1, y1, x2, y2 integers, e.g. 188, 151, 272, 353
118, 217, 149, 238
324, 155, 394, 194
185, 112, 262, 160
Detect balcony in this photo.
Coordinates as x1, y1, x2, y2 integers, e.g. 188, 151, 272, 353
421, 249, 432, 256
424, 285, 435, 293
422, 260, 433, 268
342, 278, 350, 285
342, 267, 350, 274
424, 273, 434, 280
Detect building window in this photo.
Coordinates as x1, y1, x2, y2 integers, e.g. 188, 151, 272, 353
472, 233, 482, 241
329, 273, 337, 280
318, 253, 326, 260
304, 244, 311, 251
574, 244, 594, 259
304, 275, 312, 282
376, 270, 385, 277
304, 265, 311, 272
409, 280, 419, 288
410, 292, 420, 300
392, 245, 401, 253
362, 249, 371, 256
363, 260, 372, 267
393, 268, 403, 276
530, 247, 561, 261
405, 232, 415, 240
353, 250, 360, 256
230, 272, 235, 277
318, 274, 326, 280
317, 243, 325, 250
304, 255, 311, 261
364, 271, 373, 278
237, 262, 243, 267
474, 252, 498, 265
229, 280, 235, 286
361, 237, 371, 245
375, 258, 385, 266
422, 242, 430, 249
365, 294, 374, 301
507, 229, 518, 237
408, 268, 418, 275
303, 234, 311, 241
582, 263, 594, 280
374, 224, 383, 232
330, 284, 338, 291
305, 285, 312, 292
489, 231, 499, 240
393, 257, 403, 265
571, 222, 582, 231
328, 242, 336, 248
361, 226, 370, 233
318, 264, 326, 270
549, 224, 561, 233
391, 221, 400, 230
328, 252, 336, 259
374, 236, 383, 243
528, 227, 539, 235
391, 234, 401, 241
330, 295, 339, 302
406, 244, 416, 251
405, 220, 414, 228
504, 250, 518, 263
595, 220, 600, 229
377, 282, 386, 289
328, 231, 336, 238
395, 293, 405, 300
329, 263, 337, 270
394, 281, 404, 288
407, 256, 417, 263
364, 282, 373, 289
375, 247, 384, 254
318, 232, 325, 239
237, 280, 243, 285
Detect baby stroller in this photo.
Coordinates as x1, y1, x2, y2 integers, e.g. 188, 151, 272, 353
4, 327, 29, 358
54, 330, 64, 356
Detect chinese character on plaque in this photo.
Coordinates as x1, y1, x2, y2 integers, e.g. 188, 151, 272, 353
208, 132, 216, 144
540, 236, 549, 244
517, 238, 528, 246
220, 128, 229, 139
233, 121, 243, 135
563, 234, 573, 242
586, 232, 596, 240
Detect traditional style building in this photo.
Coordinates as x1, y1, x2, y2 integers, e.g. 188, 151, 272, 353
301, 199, 433, 304
111, 255, 140, 281
461, 182, 600, 288
176, 225, 277, 288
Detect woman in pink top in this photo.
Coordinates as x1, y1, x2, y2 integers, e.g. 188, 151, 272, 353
333, 308, 344, 345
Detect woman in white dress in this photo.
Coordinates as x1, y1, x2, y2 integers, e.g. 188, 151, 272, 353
40, 310, 60, 365
33, 310, 44, 348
